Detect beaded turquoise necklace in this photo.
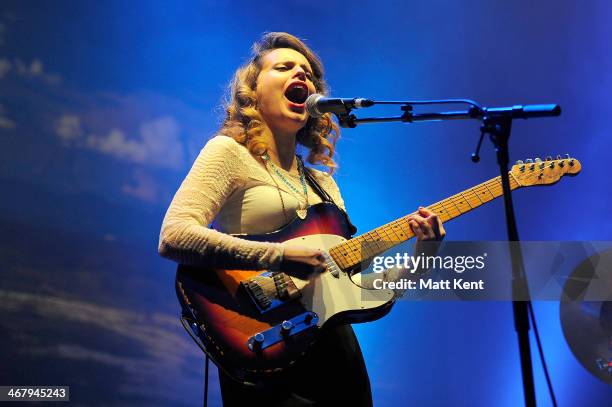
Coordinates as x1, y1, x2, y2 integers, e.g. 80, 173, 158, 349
262, 153, 309, 219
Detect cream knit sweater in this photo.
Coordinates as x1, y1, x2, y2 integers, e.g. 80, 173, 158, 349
158, 135, 346, 271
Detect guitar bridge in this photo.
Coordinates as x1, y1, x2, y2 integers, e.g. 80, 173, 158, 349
242, 271, 301, 313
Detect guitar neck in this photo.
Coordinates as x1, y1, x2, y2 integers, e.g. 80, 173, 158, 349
329, 173, 521, 270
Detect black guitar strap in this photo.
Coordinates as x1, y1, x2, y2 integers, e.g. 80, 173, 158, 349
303, 164, 358, 236
303, 167, 333, 203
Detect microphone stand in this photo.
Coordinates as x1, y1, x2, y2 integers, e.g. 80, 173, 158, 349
335, 100, 561, 407
482, 114, 535, 407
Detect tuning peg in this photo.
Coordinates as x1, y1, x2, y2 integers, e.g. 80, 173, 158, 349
565, 154, 570, 159
546, 156, 552, 161
525, 159, 533, 164
535, 157, 542, 163
549, 161, 555, 168
539, 161, 546, 169
516, 160, 524, 165
556, 154, 561, 160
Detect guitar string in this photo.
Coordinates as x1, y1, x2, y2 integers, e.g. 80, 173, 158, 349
335, 164, 568, 267
246, 166, 559, 292
335, 177, 507, 262
328, 174, 523, 268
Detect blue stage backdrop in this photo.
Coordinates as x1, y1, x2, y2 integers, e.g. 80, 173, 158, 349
0, 1, 610, 406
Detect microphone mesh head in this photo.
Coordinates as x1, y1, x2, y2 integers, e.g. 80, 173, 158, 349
305, 94, 323, 118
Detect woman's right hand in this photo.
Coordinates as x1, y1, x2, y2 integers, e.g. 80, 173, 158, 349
280, 245, 327, 278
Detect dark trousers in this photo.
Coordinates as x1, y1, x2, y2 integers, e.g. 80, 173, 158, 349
219, 324, 373, 406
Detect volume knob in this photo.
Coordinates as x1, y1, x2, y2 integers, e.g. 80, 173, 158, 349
281, 320, 294, 332
248, 332, 266, 351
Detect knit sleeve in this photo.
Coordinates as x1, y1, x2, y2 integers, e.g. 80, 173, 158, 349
158, 136, 284, 270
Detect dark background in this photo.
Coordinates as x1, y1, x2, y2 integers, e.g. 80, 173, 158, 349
1, 1, 610, 405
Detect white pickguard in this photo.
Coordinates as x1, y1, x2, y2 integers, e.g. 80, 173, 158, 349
282, 234, 395, 327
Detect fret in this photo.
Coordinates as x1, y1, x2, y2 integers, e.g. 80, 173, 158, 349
431, 203, 451, 222
441, 198, 461, 218
458, 192, 475, 210
483, 181, 495, 196
484, 179, 501, 198
379, 228, 394, 242
446, 196, 464, 215
386, 221, 404, 241
359, 235, 377, 259
342, 241, 361, 264
474, 184, 495, 202
449, 194, 471, 213
468, 187, 484, 205
369, 231, 388, 254
390, 220, 411, 240
435, 201, 454, 221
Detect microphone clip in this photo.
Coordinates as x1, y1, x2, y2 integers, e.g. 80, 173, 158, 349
400, 104, 414, 123
337, 113, 357, 128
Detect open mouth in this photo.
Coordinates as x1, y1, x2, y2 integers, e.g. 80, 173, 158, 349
284, 82, 309, 105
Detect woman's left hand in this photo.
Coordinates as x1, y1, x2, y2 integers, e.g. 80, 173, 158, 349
407, 206, 446, 241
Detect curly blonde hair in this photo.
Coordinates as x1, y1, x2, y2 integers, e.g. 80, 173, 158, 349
221, 32, 340, 172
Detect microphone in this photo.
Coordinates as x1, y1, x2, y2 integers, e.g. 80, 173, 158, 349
305, 94, 374, 118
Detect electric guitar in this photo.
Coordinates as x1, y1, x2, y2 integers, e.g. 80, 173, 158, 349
176, 155, 581, 385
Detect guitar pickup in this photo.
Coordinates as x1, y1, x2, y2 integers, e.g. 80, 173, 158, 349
242, 271, 301, 313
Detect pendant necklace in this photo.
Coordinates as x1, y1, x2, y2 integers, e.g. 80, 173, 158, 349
262, 153, 309, 220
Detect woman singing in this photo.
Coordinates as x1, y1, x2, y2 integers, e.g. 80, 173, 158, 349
159, 32, 445, 406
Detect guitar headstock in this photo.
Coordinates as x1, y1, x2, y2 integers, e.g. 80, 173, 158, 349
511, 154, 581, 186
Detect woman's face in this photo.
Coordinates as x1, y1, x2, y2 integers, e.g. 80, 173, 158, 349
255, 48, 317, 137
